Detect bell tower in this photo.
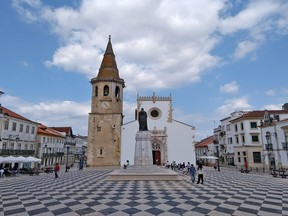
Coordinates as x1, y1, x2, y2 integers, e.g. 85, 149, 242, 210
87, 36, 125, 166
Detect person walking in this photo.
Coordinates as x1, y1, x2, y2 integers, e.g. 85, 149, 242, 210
54, 163, 60, 178
196, 164, 204, 184
190, 164, 196, 183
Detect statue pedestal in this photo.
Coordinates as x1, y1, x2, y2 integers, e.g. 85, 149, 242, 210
106, 131, 180, 181
134, 131, 153, 166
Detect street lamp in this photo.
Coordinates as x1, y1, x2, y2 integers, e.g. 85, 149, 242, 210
265, 132, 276, 170
213, 139, 220, 172
65, 145, 70, 172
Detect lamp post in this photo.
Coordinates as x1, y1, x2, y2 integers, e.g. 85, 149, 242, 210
265, 132, 276, 170
213, 139, 220, 172
65, 145, 70, 172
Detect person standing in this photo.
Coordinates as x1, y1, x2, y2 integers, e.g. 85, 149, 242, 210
54, 163, 60, 178
196, 164, 204, 184
190, 164, 196, 183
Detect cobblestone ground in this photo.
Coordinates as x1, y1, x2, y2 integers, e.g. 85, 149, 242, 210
0, 166, 287, 216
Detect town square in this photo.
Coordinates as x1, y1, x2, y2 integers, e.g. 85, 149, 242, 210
1, 166, 288, 216
1, 1, 288, 216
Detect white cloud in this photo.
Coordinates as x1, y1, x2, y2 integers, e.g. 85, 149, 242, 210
0, 94, 90, 135
262, 104, 282, 110
265, 89, 276, 96
233, 40, 259, 59
216, 97, 251, 115
12, 0, 288, 90
220, 81, 239, 94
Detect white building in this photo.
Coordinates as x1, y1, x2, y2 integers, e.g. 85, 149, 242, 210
37, 124, 66, 167
121, 93, 196, 166
214, 108, 288, 169
0, 105, 38, 158
260, 109, 288, 170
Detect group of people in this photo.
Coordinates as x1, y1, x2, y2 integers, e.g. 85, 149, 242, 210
189, 163, 204, 184
166, 161, 204, 184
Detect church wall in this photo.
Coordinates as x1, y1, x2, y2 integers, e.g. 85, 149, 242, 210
121, 121, 138, 165
166, 121, 196, 165
121, 119, 196, 166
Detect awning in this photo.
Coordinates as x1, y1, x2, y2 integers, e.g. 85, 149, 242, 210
199, 156, 218, 160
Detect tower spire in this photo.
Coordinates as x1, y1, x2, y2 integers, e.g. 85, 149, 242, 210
97, 35, 119, 79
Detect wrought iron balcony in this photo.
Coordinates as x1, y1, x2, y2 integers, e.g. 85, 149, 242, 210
265, 144, 273, 151
0, 149, 35, 156
42, 152, 65, 157
282, 142, 288, 149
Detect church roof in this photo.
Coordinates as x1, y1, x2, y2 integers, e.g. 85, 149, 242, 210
96, 36, 120, 79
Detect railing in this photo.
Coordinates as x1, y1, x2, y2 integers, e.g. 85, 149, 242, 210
265, 144, 273, 151
0, 149, 35, 156
282, 142, 288, 149
42, 152, 65, 157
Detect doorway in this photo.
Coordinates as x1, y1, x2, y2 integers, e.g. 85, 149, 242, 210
153, 151, 161, 165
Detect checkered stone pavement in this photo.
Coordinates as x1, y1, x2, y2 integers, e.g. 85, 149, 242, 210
0, 167, 288, 216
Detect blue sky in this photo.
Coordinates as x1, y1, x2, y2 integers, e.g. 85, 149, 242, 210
1, 0, 288, 140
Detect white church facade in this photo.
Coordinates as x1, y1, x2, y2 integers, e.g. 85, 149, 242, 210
121, 93, 196, 166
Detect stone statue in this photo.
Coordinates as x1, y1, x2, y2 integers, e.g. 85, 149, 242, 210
138, 108, 148, 131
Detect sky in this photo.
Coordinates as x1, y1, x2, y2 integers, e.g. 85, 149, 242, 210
1, 0, 288, 140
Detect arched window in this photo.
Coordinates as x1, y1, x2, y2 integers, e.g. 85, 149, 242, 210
103, 85, 109, 96
115, 86, 120, 98
95, 86, 98, 97
97, 147, 104, 157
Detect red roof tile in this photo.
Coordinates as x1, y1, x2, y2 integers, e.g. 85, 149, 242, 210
195, 135, 214, 148
0, 105, 36, 123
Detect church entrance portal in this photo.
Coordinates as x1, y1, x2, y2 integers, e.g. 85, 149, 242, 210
153, 151, 161, 165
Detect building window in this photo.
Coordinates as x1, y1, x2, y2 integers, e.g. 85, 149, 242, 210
20, 124, 23, 132
10, 143, 14, 150
237, 152, 241, 162
25, 144, 28, 150
97, 147, 104, 157
103, 85, 109, 96
4, 120, 9, 130
236, 136, 239, 144
12, 122, 17, 131
251, 135, 259, 143
235, 124, 238, 132
95, 86, 98, 97
228, 137, 233, 144
97, 127, 101, 132
30, 144, 33, 150
226, 124, 231, 131
31, 126, 35, 134
26, 125, 30, 133
18, 143, 21, 150
241, 123, 244, 130
253, 152, 262, 163
2, 143, 7, 150
250, 122, 257, 129
115, 86, 120, 98
242, 135, 245, 143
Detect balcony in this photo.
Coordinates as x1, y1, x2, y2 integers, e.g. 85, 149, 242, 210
42, 152, 65, 157
0, 149, 35, 156
265, 144, 273, 151
282, 142, 288, 149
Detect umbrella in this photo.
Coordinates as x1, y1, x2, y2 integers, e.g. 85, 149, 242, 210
15, 156, 30, 163
0, 156, 19, 163
26, 156, 42, 163
199, 156, 218, 160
